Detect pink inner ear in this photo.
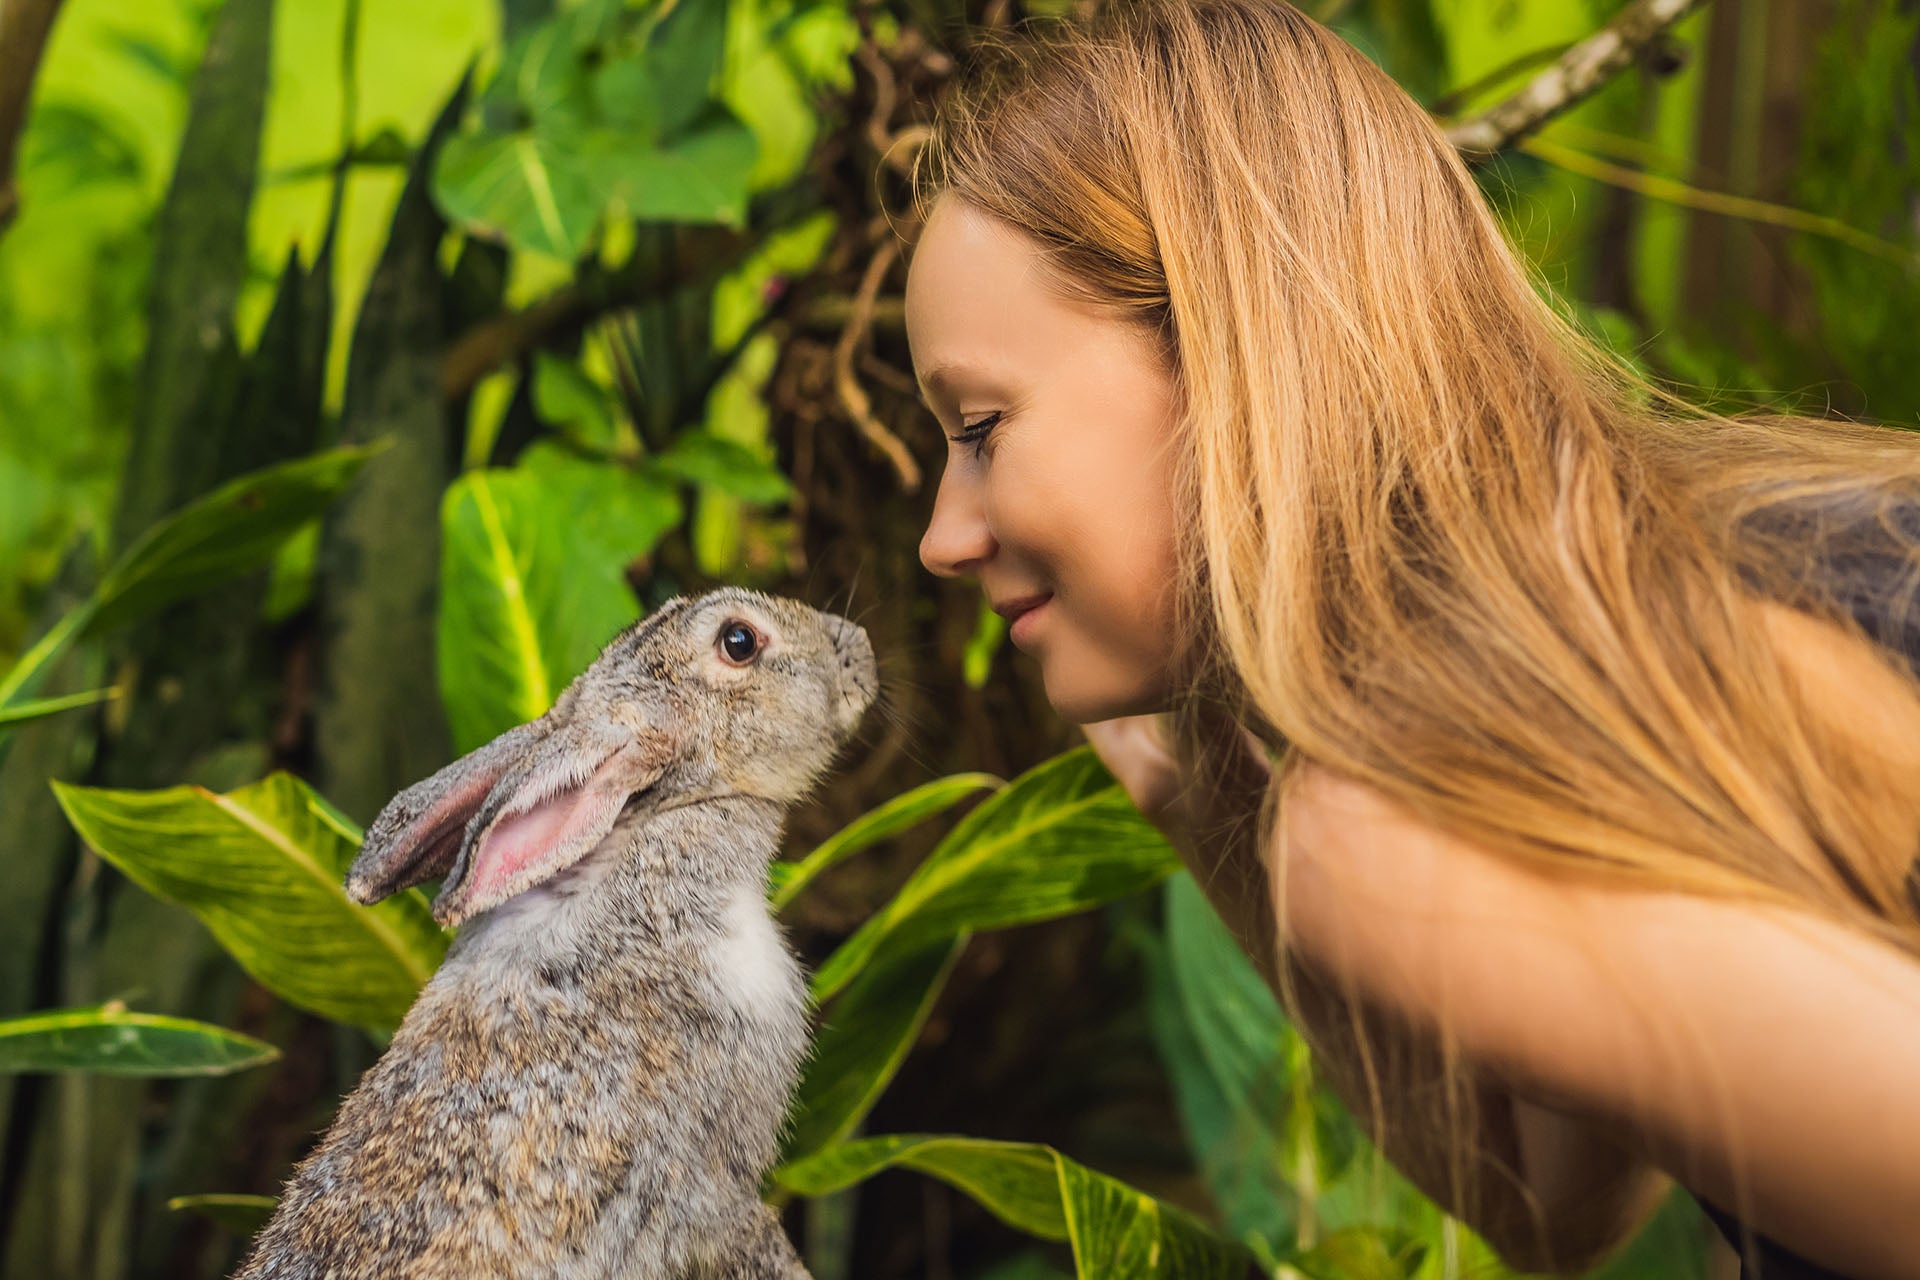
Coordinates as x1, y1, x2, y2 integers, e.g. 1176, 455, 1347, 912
462, 782, 626, 908
443, 744, 648, 924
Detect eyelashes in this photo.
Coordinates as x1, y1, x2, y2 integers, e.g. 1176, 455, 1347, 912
946, 411, 1003, 457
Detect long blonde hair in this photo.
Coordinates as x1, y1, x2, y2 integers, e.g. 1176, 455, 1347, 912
908, 0, 1920, 1258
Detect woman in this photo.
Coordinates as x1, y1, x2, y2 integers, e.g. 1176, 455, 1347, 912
903, 1, 1920, 1277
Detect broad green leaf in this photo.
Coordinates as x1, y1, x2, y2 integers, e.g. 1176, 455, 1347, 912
532, 352, 621, 449
433, 116, 755, 261
0, 446, 380, 711
51, 773, 447, 1030
434, 0, 755, 258
810, 747, 1178, 1003
438, 464, 649, 752
167, 1194, 277, 1234
780, 932, 968, 1165
775, 1134, 1253, 1278
1056, 1156, 1251, 1280
1137, 878, 1295, 1248
0, 1003, 279, 1077
777, 1135, 1068, 1239
651, 427, 793, 503
642, 0, 730, 137
612, 114, 757, 226
1166, 870, 1289, 1128
517, 442, 682, 566
434, 128, 610, 260
1148, 873, 1368, 1247
0, 687, 118, 729
771, 773, 1002, 911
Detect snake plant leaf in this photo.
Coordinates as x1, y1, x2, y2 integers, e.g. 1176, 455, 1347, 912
809, 747, 1178, 1003
770, 773, 1002, 911
51, 773, 447, 1031
0, 1004, 279, 1077
775, 1134, 1253, 1279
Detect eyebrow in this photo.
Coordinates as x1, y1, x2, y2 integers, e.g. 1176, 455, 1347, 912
914, 361, 983, 407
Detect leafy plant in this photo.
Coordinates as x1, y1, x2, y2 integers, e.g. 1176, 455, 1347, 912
0, 445, 381, 725
0, 1002, 278, 1078
433, 0, 759, 259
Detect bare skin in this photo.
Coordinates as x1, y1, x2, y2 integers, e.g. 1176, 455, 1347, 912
908, 193, 1920, 1278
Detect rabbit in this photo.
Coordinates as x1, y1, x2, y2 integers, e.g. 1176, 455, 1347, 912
231, 588, 877, 1279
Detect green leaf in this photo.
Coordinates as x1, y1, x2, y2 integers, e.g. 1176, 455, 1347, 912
775, 1135, 1253, 1278
0, 446, 381, 711
532, 352, 621, 449
0, 1003, 279, 1077
1056, 1156, 1252, 1279
433, 128, 610, 260
781, 932, 968, 1165
612, 112, 757, 226
438, 463, 654, 752
963, 597, 1008, 689
166, 1193, 278, 1234
777, 1135, 1069, 1239
651, 427, 793, 503
1145, 872, 1368, 1249
1283, 1226, 1428, 1280
0, 688, 118, 729
810, 748, 1178, 1003
771, 772, 1002, 911
643, 0, 731, 137
1137, 875, 1295, 1248
51, 773, 447, 1030
88, 444, 384, 635
433, 112, 756, 259
1166, 872, 1288, 1122
517, 441, 682, 566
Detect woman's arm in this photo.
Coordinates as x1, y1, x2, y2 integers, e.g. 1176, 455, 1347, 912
1280, 761, 1920, 1280
1149, 729, 1669, 1273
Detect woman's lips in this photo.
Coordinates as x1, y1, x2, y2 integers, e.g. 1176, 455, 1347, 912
1009, 596, 1050, 647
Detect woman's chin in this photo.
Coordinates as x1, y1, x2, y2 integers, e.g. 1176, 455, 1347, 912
1040, 669, 1170, 726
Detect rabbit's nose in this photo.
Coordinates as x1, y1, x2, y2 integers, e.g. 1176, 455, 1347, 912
829, 617, 878, 702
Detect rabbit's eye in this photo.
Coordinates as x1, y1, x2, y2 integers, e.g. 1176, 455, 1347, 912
719, 621, 760, 665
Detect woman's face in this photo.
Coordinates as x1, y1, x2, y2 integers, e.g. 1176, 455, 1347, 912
907, 196, 1183, 723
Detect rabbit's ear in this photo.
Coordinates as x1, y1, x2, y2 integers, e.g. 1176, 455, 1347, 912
344, 719, 550, 906
428, 727, 674, 929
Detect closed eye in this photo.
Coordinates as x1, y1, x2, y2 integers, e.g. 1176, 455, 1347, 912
947, 412, 1002, 456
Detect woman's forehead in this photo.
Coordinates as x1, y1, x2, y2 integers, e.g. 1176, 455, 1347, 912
906, 208, 1121, 399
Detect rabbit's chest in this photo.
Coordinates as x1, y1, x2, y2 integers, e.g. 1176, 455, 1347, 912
707, 883, 806, 1033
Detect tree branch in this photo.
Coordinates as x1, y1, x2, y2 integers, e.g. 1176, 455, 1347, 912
1444, 0, 1708, 163
0, 0, 67, 238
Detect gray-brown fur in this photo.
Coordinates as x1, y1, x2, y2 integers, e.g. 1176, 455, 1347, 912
232, 589, 876, 1278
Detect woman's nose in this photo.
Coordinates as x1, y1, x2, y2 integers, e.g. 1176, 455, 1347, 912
919, 468, 993, 579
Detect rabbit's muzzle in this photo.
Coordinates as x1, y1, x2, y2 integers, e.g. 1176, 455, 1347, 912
828, 615, 879, 729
